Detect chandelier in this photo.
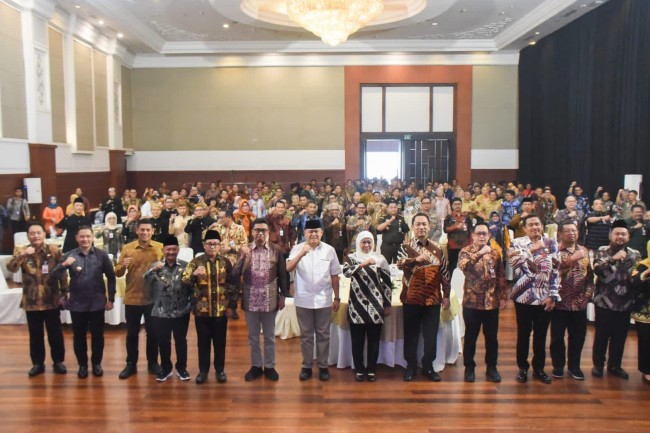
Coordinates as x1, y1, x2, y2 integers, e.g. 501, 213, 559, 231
287, 0, 384, 46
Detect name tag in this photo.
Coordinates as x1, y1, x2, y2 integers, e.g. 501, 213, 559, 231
109, 232, 114, 239
280, 229, 284, 237
41, 263, 49, 274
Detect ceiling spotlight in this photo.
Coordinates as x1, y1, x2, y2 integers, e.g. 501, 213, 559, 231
580, 4, 587, 7
535, 31, 540, 35
223, 23, 230, 29
528, 41, 536, 45
431, 22, 438, 26
117, 33, 124, 39
98, 20, 104, 26
74, 4, 80, 8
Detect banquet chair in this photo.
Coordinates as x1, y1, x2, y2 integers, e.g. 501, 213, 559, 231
12, 232, 28, 283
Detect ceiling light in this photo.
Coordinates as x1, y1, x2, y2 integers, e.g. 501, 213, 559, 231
431, 22, 438, 26
287, 0, 384, 47
98, 20, 104, 26
74, 4, 80, 8
580, 4, 587, 7
117, 33, 124, 39
223, 23, 230, 29
528, 41, 536, 45
534, 31, 540, 35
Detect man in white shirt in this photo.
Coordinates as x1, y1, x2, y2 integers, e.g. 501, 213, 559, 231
287, 219, 342, 381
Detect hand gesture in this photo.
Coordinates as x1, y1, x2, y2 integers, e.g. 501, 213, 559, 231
442, 298, 450, 310
602, 215, 611, 222
22, 246, 35, 256
240, 246, 251, 257
597, 186, 603, 191
105, 301, 114, 311
571, 181, 577, 187
612, 249, 627, 261
301, 243, 312, 255
122, 257, 132, 267
193, 265, 207, 277
153, 261, 164, 271
479, 245, 492, 256
62, 256, 76, 267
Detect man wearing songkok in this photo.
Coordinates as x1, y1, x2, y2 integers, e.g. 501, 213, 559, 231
591, 219, 641, 379
458, 222, 507, 383
115, 218, 164, 379
144, 236, 192, 382
8, 222, 67, 377
184, 202, 216, 255
398, 212, 451, 382
57, 196, 92, 253
508, 214, 560, 384
550, 222, 593, 381
182, 230, 239, 384
287, 219, 342, 382
233, 218, 290, 382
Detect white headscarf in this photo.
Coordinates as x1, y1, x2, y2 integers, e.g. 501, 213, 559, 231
350, 231, 389, 271
104, 212, 119, 230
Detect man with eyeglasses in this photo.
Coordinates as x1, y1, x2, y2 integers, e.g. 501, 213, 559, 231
419, 197, 441, 242
182, 230, 239, 384
458, 222, 508, 383
233, 218, 290, 382
322, 203, 347, 263
287, 219, 342, 382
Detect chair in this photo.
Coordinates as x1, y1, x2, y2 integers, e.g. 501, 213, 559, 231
12, 232, 28, 283
178, 247, 194, 263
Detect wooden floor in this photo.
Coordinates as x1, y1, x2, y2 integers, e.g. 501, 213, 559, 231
0, 303, 649, 433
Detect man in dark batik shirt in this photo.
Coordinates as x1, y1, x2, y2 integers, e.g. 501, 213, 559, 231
322, 203, 347, 263
550, 222, 593, 381
591, 219, 641, 379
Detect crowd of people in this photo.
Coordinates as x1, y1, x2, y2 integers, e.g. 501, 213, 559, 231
5, 176, 650, 387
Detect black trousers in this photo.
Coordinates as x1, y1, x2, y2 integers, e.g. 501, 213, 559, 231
195, 316, 228, 373
462, 307, 499, 369
70, 310, 105, 366
514, 302, 551, 371
380, 243, 401, 265
124, 304, 158, 365
26, 309, 65, 365
447, 248, 461, 272
592, 306, 630, 369
403, 304, 440, 372
11, 219, 27, 234
152, 314, 190, 372
637, 322, 650, 375
349, 323, 382, 374
550, 309, 587, 371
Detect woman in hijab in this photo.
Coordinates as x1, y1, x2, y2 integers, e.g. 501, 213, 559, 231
42, 196, 64, 236
233, 199, 256, 241
123, 205, 140, 243
631, 258, 650, 385
342, 231, 392, 382
96, 212, 123, 260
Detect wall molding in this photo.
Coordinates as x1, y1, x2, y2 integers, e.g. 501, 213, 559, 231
471, 149, 518, 169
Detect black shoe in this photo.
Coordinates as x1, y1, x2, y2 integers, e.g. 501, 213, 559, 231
299, 368, 312, 381
354, 372, 365, 382
148, 363, 162, 375
195, 372, 208, 384
423, 369, 441, 382
533, 370, 552, 384
464, 368, 475, 383
591, 366, 604, 378
552, 368, 564, 378
77, 365, 88, 379
568, 368, 585, 380
156, 370, 173, 382
607, 366, 629, 379
403, 369, 415, 382
244, 366, 264, 382
318, 368, 330, 381
92, 364, 103, 377
216, 371, 228, 383
28, 364, 45, 377
486, 367, 501, 383
53, 362, 67, 375
177, 369, 191, 381
516, 369, 528, 383
264, 368, 279, 381
366, 372, 376, 382
119, 363, 137, 379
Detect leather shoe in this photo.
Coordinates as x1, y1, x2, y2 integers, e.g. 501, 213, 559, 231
486, 367, 501, 383
366, 373, 376, 382
244, 366, 264, 382
423, 369, 441, 382
148, 363, 162, 375
568, 368, 585, 380
216, 371, 228, 383
533, 370, 552, 384
516, 369, 528, 383
28, 364, 45, 377
299, 368, 312, 381
264, 368, 279, 381
403, 369, 415, 382
77, 365, 88, 379
195, 372, 208, 384
92, 364, 104, 377
119, 363, 137, 379
464, 368, 475, 383
591, 366, 604, 378
318, 368, 330, 381
552, 368, 564, 378
354, 372, 365, 382
607, 367, 629, 379
53, 362, 67, 375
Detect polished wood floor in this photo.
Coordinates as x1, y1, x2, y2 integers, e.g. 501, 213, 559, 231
0, 301, 649, 433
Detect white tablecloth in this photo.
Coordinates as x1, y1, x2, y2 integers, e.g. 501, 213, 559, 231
275, 272, 464, 372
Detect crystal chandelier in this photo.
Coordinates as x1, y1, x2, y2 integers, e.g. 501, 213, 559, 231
287, 0, 384, 46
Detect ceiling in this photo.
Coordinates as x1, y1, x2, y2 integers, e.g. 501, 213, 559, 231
52, 0, 609, 56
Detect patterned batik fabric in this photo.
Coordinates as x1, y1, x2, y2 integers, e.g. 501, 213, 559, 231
508, 236, 560, 305
343, 256, 392, 325
397, 238, 451, 306
593, 246, 641, 312
556, 245, 594, 311
248, 246, 271, 312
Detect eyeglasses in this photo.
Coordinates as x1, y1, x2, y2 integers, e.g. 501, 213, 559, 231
204, 242, 220, 247
252, 228, 268, 233
474, 232, 489, 236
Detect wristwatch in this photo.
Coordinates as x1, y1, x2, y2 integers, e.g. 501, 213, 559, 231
549, 295, 560, 302
334, 297, 341, 301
